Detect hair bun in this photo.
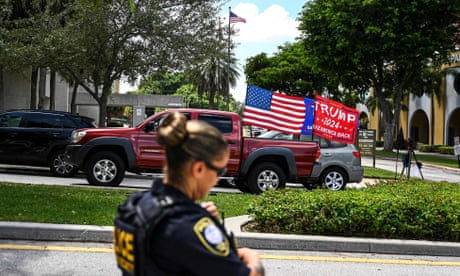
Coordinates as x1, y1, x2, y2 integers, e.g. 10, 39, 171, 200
157, 112, 188, 148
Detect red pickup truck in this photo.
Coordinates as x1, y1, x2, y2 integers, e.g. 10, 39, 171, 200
65, 108, 321, 194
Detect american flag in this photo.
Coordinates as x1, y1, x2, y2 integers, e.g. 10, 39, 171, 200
243, 85, 314, 134
229, 11, 246, 24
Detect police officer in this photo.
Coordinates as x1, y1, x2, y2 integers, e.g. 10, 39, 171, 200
134, 112, 264, 276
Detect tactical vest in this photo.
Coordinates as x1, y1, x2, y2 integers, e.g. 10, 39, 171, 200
113, 189, 185, 276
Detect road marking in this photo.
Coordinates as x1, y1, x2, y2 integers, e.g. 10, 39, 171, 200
0, 244, 113, 253
260, 254, 460, 267
1, 244, 460, 267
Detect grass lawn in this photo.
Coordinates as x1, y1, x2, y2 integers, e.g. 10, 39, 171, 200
0, 165, 441, 226
0, 182, 258, 225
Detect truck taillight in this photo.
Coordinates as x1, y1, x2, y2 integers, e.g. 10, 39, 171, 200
315, 148, 321, 162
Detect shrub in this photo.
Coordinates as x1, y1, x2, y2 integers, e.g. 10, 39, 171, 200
439, 146, 454, 155
418, 144, 433, 152
247, 180, 460, 242
418, 144, 454, 154
432, 145, 443, 152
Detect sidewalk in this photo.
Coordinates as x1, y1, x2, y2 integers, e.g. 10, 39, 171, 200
1, 215, 459, 257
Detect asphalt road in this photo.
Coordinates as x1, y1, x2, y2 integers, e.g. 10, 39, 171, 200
1, 240, 460, 276
0, 154, 458, 189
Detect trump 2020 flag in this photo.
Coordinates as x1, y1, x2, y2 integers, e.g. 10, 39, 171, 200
243, 85, 314, 134
313, 94, 360, 144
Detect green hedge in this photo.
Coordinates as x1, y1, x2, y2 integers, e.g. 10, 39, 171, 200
418, 144, 433, 152
248, 180, 460, 242
439, 146, 454, 155
418, 144, 453, 154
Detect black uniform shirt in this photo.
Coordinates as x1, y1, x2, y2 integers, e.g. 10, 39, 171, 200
148, 180, 250, 276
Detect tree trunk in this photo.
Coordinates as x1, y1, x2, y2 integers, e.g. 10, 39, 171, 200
0, 64, 4, 111
98, 83, 112, 127
378, 95, 394, 151
30, 66, 38, 109
70, 82, 78, 113
209, 89, 215, 109
381, 85, 404, 152
49, 71, 56, 110
38, 67, 47, 109
383, 122, 394, 151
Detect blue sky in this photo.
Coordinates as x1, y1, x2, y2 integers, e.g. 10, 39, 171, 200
221, 1, 306, 101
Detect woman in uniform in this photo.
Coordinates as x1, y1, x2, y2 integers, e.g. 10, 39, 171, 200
147, 111, 265, 276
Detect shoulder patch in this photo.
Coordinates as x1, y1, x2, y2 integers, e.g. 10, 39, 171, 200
193, 217, 229, 256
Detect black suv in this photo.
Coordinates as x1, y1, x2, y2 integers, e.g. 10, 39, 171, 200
0, 109, 96, 177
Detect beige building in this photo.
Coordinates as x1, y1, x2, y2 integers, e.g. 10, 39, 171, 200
359, 52, 460, 146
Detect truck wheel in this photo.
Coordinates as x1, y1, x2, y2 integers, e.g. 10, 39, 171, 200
248, 162, 286, 194
321, 167, 347, 191
50, 150, 78, 177
85, 151, 125, 187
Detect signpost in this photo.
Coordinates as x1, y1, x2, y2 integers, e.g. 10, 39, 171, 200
358, 129, 376, 168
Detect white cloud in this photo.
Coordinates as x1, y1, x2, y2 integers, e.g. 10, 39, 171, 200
232, 3, 300, 44
228, 3, 300, 102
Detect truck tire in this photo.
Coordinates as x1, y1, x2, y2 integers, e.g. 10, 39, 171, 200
321, 167, 347, 191
50, 150, 78, 177
85, 151, 125, 187
248, 162, 286, 194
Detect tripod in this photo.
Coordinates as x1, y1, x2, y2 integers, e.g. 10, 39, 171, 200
399, 139, 424, 180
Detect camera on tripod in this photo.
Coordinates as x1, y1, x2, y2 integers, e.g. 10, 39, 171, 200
400, 137, 424, 179
407, 137, 415, 151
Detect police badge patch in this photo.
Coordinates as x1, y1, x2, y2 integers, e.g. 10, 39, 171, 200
193, 217, 230, 256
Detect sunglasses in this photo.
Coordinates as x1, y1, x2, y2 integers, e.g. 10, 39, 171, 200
203, 160, 228, 177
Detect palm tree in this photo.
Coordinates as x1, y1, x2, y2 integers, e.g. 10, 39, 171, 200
188, 47, 239, 110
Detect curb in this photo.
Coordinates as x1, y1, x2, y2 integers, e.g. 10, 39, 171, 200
226, 216, 460, 257
1, 216, 460, 257
0, 221, 113, 243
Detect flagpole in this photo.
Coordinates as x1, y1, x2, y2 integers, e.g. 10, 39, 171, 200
216, 17, 221, 109
227, 7, 231, 111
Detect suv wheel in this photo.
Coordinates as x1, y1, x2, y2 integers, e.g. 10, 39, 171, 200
50, 150, 78, 177
248, 162, 286, 194
86, 151, 125, 186
321, 167, 347, 191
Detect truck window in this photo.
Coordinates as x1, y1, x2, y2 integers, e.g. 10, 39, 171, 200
300, 134, 330, 148
0, 112, 22, 127
23, 113, 72, 128
197, 114, 233, 134
148, 112, 192, 132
